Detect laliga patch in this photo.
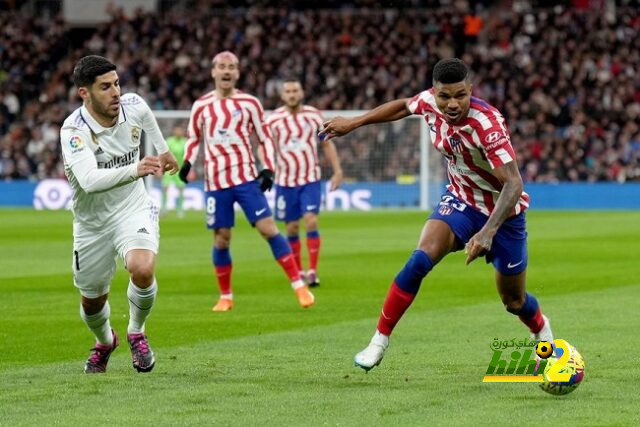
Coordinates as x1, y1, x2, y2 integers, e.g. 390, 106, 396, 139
69, 135, 84, 152
438, 205, 454, 216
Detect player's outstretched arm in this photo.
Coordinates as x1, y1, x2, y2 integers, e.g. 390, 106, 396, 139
319, 98, 411, 139
465, 161, 523, 265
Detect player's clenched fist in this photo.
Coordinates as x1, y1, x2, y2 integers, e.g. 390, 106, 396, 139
257, 169, 274, 192
318, 116, 356, 140
137, 155, 162, 177
159, 151, 179, 175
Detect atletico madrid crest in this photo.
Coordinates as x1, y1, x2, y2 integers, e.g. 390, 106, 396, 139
438, 205, 454, 216
449, 136, 463, 153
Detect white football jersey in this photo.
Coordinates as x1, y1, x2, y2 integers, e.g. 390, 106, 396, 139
60, 93, 168, 228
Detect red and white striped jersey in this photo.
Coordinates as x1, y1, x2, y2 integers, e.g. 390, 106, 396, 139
407, 89, 529, 216
266, 105, 323, 187
184, 90, 276, 191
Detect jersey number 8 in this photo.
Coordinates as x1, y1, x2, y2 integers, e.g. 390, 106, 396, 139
206, 196, 216, 214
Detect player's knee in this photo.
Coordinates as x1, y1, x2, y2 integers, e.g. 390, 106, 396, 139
81, 294, 108, 315
215, 236, 231, 249
394, 250, 435, 293
259, 228, 278, 239
256, 218, 279, 239
303, 214, 318, 231
214, 229, 231, 248
418, 241, 449, 264
129, 262, 155, 287
286, 221, 300, 236
504, 296, 526, 314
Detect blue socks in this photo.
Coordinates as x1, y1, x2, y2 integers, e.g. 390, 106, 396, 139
268, 234, 291, 259
394, 250, 435, 294
212, 247, 231, 267
514, 293, 539, 317
287, 235, 300, 244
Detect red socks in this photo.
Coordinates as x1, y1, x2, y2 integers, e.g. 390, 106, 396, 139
288, 238, 302, 271
277, 254, 301, 282
377, 283, 416, 336
215, 264, 232, 295
307, 235, 321, 271
520, 309, 545, 334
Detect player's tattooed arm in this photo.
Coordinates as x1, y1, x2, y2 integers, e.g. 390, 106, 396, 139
485, 160, 524, 231
465, 160, 523, 265
319, 98, 411, 139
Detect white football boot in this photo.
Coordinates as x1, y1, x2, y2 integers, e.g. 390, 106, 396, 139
354, 331, 389, 372
532, 315, 555, 345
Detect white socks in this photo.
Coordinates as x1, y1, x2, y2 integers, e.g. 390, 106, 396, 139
81, 302, 113, 346
290, 279, 305, 290
372, 330, 390, 348
80, 280, 157, 343
127, 279, 158, 334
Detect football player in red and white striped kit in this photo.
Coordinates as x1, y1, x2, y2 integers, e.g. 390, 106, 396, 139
179, 52, 314, 311
321, 58, 554, 371
266, 78, 343, 287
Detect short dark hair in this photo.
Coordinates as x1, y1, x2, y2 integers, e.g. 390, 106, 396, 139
432, 58, 470, 85
72, 55, 117, 87
282, 76, 302, 85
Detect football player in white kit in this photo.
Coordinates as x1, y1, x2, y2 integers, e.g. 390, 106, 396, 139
60, 56, 178, 373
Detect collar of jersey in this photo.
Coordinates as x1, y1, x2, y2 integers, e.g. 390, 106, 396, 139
80, 104, 126, 134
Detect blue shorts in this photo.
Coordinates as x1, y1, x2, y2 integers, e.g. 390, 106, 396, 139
204, 180, 272, 229
429, 192, 528, 275
274, 181, 322, 222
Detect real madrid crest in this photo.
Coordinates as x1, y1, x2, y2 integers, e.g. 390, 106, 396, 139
131, 127, 141, 145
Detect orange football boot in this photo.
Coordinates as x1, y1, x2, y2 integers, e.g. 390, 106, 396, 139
212, 297, 233, 312
294, 285, 315, 308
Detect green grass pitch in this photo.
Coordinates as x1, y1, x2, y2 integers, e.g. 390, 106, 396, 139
1, 209, 639, 425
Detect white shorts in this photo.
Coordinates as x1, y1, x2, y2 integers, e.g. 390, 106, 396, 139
72, 203, 159, 298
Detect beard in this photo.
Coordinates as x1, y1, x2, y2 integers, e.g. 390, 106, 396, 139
90, 93, 119, 120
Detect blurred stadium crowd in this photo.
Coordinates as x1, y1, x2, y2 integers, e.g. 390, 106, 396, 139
1, 0, 639, 182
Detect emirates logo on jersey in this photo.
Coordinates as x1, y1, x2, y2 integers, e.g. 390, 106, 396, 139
485, 131, 503, 143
